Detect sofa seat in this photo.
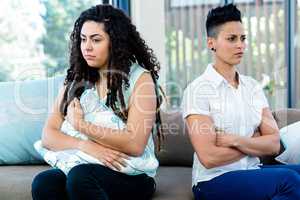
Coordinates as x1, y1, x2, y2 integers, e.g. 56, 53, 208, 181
0, 165, 50, 200
0, 165, 193, 200
153, 167, 193, 200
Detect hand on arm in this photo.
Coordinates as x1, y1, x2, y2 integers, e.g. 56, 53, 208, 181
42, 86, 129, 170
215, 108, 280, 157
71, 73, 156, 157
78, 140, 129, 171
66, 97, 84, 130
215, 129, 260, 148
42, 86, 82, 151
186, 115, 245, 169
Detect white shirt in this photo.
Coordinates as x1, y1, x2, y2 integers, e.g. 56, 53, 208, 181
181, 63, 269, 186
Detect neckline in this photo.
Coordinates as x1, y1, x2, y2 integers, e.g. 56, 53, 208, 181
92, 86, 107, 101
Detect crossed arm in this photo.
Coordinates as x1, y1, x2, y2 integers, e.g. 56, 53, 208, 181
42, 72, 156, 157
186, 108, 280, 169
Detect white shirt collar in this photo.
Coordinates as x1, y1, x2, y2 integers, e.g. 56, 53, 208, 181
203, 63, 246, 88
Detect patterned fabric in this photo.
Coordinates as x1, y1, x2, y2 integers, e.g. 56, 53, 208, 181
34, 64, 159, 177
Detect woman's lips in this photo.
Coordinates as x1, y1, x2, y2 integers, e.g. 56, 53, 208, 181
84, 55, 96, 60
235, 52, 244, 57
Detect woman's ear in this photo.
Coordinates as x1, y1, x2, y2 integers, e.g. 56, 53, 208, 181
207, 37, 215, 52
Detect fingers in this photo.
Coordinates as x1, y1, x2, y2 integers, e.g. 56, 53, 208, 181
215, 126, 225, 132
73, 98, 83, 112
111, 150, 130, 160
74, 98, 80, 107
115, 156, 128, 168
215, 130, 226, 135
102, 151, 129, 171
68, 100, 75, 109
103, 160, 120, 171
68, 98, 82, 113
68, 98, 80, 107
103, 156, 123, 171
67, 99, 76, 114
112, 160, 123, 171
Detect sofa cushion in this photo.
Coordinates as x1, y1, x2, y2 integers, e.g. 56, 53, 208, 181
0, 165, 50, 200
260, 109, 300, 165
156, 111, 194, 166
275, 121, 300, 164
0, 76, 64, 164
273, 109, 300, 129
153, 166, 193, 200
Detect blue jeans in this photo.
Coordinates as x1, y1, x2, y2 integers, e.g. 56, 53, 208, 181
32, 164, 156, 200
193, 164, 300, 200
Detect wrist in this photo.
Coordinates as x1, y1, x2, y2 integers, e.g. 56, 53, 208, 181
232, 136, 240, 148
77, 119, 87, 132
77, 139, 86, 151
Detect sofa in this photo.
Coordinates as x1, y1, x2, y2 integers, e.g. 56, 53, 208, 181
0, 76, 299, 200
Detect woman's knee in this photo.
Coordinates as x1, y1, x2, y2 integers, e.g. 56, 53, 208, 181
272, 168, 300, 198
67, 164, 114, 187
282, 169, 300, 184
66, 164, 110, 199
66, 164, 94, 192
271, 168, 300, 190
32, 169, 66, 199
31, 172, 46, 197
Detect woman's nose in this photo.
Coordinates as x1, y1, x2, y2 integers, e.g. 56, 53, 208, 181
85, 40, 93, 51
237, 40, 245, 50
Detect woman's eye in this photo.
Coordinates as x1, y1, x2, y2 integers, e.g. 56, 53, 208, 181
227, 37, 235, 42
241, 37, 246, 42
92, 38, 101, 43
81, 38, 86, 42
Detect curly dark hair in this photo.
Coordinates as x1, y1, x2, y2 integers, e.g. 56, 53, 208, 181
60, 4, 164, 149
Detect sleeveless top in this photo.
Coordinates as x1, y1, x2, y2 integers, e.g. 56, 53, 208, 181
34, 64, 159, 177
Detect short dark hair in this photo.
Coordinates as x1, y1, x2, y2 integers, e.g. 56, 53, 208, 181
206, 4, 242, 37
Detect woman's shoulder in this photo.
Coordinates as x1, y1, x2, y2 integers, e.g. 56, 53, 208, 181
239, 74, 261, 88
184, 73, 215, 96
122, 63, 153, 105
129, 63, 149, 78
127, 63, 150, 88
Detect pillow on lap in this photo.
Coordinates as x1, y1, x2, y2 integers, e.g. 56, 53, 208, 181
34, 102, 130, 175
35, 65, 159, 177
34, 89, 158, 176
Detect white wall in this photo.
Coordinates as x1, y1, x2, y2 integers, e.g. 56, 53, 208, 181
131, 0, 166, 84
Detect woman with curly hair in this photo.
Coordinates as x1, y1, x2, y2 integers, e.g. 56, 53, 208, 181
31, 4, 163, 200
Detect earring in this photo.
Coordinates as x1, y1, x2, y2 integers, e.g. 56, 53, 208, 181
211, 48, 216, 52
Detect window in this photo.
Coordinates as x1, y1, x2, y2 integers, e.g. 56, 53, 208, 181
235, 0, 286, 109
164, 0, 289, 110
0, 0, 102, 81
165, 0, 221, 109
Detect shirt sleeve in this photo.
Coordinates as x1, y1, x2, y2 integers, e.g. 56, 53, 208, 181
249, 78, 269, 110
257, 87, 269, 109
181, 82, 212, 119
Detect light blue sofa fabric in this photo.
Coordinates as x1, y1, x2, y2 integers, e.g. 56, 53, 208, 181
0, 76, 64, 164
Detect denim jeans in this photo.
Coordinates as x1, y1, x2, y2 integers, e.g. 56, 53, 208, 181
193, 164, 300, 200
